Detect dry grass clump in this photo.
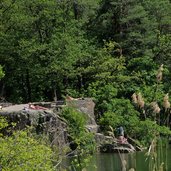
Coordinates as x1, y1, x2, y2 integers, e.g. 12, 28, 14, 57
132, 92, 145, 108
132, 93, 137, 104
156, 64, 164, 82
163, 93, 170, 110
151, 102, 160, 114
137, 93, 145, 108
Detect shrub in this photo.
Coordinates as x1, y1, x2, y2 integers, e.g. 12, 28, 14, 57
0, 117, 55, 171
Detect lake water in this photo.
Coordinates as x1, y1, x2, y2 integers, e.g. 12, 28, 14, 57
87, 144, 171, 171
63, 144, 171, 171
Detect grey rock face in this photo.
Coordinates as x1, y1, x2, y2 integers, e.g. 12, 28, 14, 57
0, 107, 68, 149
66, 98, 96, 125
0, 100, 138, 153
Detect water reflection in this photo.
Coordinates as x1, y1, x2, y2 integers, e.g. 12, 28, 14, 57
87, 153, 137, 171
64, 144, 171, 171
87, 145, 171, 171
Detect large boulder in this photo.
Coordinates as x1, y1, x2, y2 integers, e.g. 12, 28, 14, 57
66, 98, 96, 124
0, 104, 68, 150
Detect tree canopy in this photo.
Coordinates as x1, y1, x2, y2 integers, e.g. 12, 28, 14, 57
1, 0, 171, 143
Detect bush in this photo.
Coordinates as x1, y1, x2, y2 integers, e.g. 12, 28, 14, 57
0, 117, 55, 171
99, 99, 140, 136
137, 119, 171, 145
61, 107, 96, 170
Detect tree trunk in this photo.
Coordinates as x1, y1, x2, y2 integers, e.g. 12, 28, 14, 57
53, 87, 57, 102
0, 82, 5, 98
26, 69, 31, 102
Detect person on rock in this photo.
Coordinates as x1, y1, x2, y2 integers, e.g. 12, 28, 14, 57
117, 126, 127, 144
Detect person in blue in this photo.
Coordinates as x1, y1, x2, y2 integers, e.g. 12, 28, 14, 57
117, 126, 127, 144
117, 126, 124, 136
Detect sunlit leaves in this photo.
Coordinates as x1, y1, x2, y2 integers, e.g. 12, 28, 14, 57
0, 66, 4, 79
0, 118, 54, 170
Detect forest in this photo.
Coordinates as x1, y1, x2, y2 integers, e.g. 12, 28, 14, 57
1, 0, 171, 145
0, 0, 171, 170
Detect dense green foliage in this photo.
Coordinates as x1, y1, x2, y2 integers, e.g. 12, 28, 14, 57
1, 0, 171, 145
61, 107, 95, 170
0, 117, 55, 171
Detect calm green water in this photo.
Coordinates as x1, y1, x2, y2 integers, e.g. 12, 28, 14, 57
87, 145, 171, 171
64, 144, 171, 171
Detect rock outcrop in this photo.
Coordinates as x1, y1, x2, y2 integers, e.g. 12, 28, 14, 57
0, 99, 98, 151
66, 98, 99, 133
0, 100, 139, 153
0, 104, 68, 151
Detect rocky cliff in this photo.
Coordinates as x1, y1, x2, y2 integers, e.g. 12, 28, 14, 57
0, 100, 138, 153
